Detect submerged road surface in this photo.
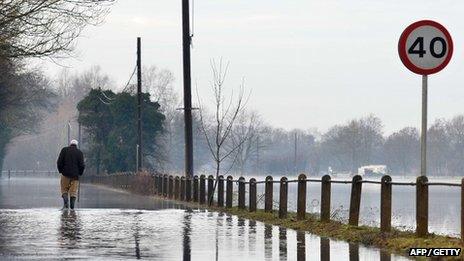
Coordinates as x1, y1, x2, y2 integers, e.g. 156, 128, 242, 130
0, 177, 409, 260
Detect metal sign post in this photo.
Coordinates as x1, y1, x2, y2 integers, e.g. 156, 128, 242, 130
421, 75, 427, 177
398, 20, 453, 177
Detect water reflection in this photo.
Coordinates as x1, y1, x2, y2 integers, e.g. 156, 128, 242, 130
183, 209, 192, 261
238, 217, 246, 250
296, 231, 305, 261
59, 210, 82, 249
0, 178, 411, 260
380, 249, 391, 261
0, 208, 410, 260
248, 220, 256, 253
279, 227, 287, 261
264, 224, 273, 259
349, 243, 359, 261
133, 213, 141, 259
215, 212, 220, 261
321, 237, 330, 261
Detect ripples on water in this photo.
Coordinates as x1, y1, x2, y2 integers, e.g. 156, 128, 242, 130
0, 208, 409, 260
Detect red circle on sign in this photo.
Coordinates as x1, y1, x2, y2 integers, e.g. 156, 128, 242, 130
398, 20, 453, 75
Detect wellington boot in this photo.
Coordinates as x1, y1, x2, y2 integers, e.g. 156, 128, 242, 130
70, 196, 76, 210
62, 193, 69, 209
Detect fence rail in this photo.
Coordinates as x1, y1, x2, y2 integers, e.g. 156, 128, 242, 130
85, 172, 464, 240
1, 170, 58, 178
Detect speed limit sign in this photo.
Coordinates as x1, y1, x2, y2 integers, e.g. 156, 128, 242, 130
398, 20, 454, 185
398, 20, 453, 75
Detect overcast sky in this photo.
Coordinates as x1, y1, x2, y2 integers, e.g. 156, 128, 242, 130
41, 0, 464, 134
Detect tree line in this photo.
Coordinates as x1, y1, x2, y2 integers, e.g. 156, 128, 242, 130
1, 1, 462, 177
4, 62, 464, 177
0, 0, 114, 171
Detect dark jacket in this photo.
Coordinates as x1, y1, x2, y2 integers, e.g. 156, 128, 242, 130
57, 145, 85, 179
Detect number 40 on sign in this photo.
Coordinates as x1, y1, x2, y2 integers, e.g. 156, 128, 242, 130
398, 20, 453, 75
398, 20, 453, 179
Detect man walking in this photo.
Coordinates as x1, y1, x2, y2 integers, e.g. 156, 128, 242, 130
57, 139, 85, 209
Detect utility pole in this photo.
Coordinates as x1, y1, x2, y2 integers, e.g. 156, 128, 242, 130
137, 37, 143, 172
182, 0, 194, 177
67, 121, 71, 145
78, 122, 82, 149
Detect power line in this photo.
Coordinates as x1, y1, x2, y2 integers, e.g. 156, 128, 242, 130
100, 89, 115, 101
123, 65, 137, 93
98, 96, 112, 105
96, 64, 137, 105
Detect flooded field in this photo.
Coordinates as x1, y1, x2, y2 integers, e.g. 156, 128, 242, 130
235, 175, 461, 236
0, 177, 409, 260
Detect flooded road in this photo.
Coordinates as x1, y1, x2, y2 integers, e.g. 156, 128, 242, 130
0, 177, 409, 260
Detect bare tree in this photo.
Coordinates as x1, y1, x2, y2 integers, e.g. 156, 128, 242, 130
142, 65, 178, 171
228, 110, 262, 175
197, 59, 251, 204
383, 127, 419, 174
0, 57, 55, 170
320, 115, 383, 173
56, 65, 112, 104
0, 0, 114, 58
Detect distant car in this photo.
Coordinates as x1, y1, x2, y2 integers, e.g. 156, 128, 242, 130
357, 165, 387, 176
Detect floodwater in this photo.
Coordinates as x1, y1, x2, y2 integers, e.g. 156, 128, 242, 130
0, 177, 409, 260
235, 175, 461, 236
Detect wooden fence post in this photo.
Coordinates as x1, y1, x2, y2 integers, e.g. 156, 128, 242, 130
199, 175, 206, 204
416, 176, 428, 237
193, 175, 199, 202
163, 174, 168, 197
161, 175, 166, 196
279, 177, 288, 219
217, 175, 224, 207
150, 175, 156, 195
186, 176, 192, 202
238, 177, 246, 209
155, 174, 161, 195
169, 175, 174, 198
124, 174, 128, 190
349, 175, 363, 226
174, 176, 180, 199
208, 175, 214, 206
462, 178, 464, 243
297, 174, 307, 220
153, 174, 158, 194
159, 175, 163, 196
226, 176, 233, 208
380, 175, 392, 233
249, 178, 257, 212
265, 176, 273, 212
180, 177, 185, 201
320, 175, 331, 222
